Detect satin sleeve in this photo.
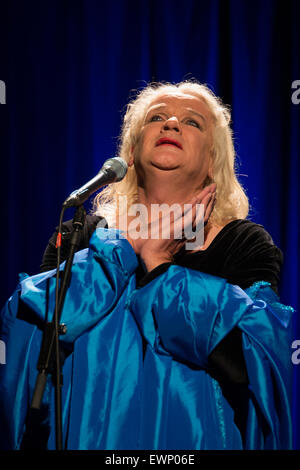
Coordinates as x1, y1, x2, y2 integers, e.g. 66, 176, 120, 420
130, 266, 294, 449
0, 229, 139, 449
17, 228, 138, 343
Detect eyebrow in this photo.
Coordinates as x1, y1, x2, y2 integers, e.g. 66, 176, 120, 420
186, 108, 207, 125
146, 104, 207, 126
145, 104, 167, 115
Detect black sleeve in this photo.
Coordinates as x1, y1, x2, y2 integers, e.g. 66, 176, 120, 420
222, 221, 283, 294
173, 219, 283, 294
206, 221, 283, 392
205, 221, 283, 441
40, 215, 105, 272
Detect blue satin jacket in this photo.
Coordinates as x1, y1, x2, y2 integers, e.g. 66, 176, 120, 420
0, 229, 294, 450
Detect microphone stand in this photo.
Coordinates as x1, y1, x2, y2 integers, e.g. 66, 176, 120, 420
30, 204, 86, 450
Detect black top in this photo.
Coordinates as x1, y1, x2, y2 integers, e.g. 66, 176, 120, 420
39, 215, 283, 442
40, 215, 283, 294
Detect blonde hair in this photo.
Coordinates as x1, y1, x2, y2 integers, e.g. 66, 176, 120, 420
92, 80, 249, 226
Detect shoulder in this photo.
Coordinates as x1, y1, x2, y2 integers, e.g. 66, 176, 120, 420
220, 219, 282, 260
46, 214, 105, 247
55, 214, 107, 247
178, 219, 283, 293
218, 219, 283, 291
40, 214, 106, 272
219, 218, 280, 248
59, 214, 104, 236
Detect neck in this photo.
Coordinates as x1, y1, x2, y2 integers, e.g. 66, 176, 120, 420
136, 177, 202, 209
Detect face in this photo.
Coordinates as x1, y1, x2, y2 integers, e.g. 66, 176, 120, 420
131, 93, 214, 189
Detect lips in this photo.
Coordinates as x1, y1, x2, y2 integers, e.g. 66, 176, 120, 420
155, 137, 182, 149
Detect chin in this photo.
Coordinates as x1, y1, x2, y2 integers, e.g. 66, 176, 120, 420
150, 156, 180, 171
156, 166, 180, 172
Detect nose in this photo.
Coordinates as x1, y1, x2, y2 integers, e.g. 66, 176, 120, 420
162, 116, 181, 133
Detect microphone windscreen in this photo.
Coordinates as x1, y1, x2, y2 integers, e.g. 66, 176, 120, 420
103, 157, 128, 181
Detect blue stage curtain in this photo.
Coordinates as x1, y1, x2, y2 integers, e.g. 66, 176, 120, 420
0, 0, 299, 449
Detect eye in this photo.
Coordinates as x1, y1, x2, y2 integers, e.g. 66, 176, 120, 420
148, 114, 163, 123
185, 118, 201, 129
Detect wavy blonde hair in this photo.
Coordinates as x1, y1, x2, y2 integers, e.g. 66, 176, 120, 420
92, 80, 249, 227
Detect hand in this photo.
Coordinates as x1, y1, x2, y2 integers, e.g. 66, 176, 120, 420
126, 183, 216, 271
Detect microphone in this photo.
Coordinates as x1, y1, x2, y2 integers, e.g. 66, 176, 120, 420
63, 157, 128, 208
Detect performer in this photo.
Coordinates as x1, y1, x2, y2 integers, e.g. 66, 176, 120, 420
0, 81, 294, 450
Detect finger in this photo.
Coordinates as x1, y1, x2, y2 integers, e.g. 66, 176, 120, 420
195, 183, 217, 203
193, 191, 213, 222
160, 205, 183, 239
183, 195, 210, 239
173, 185, 215, 221
182, 191, 209, 219
203, 192, 216, 224
162, 189, 214, 240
